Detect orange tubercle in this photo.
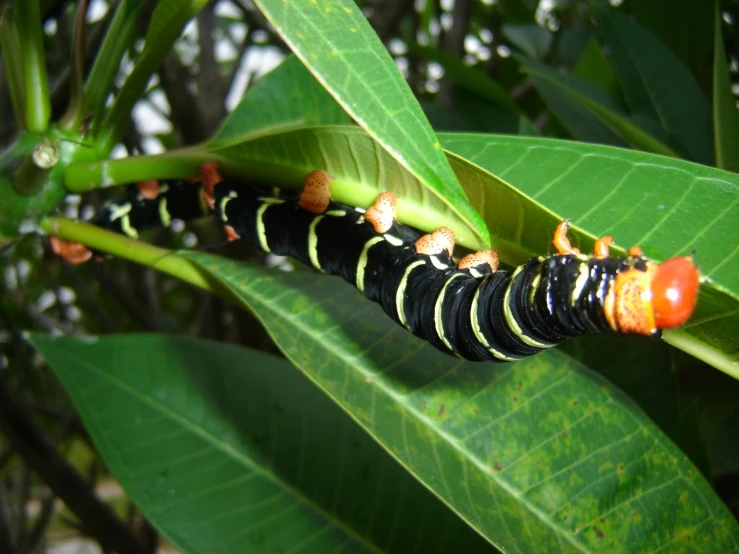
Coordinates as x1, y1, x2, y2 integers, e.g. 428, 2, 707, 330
458, 250, 499, 272
628, 245, 643, 257
299, 170, 333, 214
199, 162, 222, 209
364, 192, 398, 233
415, 227, 455, 256
650, 256, 700, 329
136, 179, 160, 200
553, 220, 580, 255
593, 236, 613, 259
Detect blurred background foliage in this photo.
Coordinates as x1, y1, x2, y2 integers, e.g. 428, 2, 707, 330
1, 0, 738, 552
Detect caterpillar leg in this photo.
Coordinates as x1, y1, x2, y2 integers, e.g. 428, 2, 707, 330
552, 220, 580, 255
458, 249, 499, 275
299, 170, 333, 214
364, 192, 398, 233
415, 227, 455, 257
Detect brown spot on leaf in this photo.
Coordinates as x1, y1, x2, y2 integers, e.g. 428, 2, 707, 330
437, 403, 445, 417
594, 526, 604, 539
494, 462, 502, 471
572, 399, 578, 406
513, 396, 518, 402
562, 430, 569, 438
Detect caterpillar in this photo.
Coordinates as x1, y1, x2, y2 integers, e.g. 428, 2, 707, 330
53, 163, 700, 362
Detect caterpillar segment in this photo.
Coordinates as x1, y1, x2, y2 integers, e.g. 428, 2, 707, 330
203, 165, 699, 362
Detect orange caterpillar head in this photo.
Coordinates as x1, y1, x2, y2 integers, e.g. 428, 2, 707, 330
605, 256, 700, 335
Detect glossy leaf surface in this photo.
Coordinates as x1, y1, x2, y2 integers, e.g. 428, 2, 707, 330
30, 334, 495, 554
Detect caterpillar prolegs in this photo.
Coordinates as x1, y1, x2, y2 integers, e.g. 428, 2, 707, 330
53, 164, 700, 362
196, 163, 700, 363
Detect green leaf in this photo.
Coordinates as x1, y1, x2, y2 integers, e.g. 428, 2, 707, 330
519, 56, 679, 157
439, 133, 739, 375
212, 55, 351, 142
595, 5, 713, 165
502, 23, 552, 60
30, 334, 496, 554
96, 0, 209, 153
712, 3, 739, 173
250, 0, 489, 246
178, 250, 739, 553
629, 0, 713, 94
572, 38, 619, 97
84, 0, 147, 132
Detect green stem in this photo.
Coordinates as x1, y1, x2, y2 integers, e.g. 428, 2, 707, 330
60, 0, 89, 132
18, 0, 51, 132
0, 6, 26, 126
96, 0, 210, 153
39, 217, 236, 303
63, 148, 217, 192
662, 329, 739, 381
84, 0, 141, 132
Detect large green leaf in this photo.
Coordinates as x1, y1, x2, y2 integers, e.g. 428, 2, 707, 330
439, 134, 739, 375
249, 0, 490, 246
212, 55, 351, 142
571, 38, 619, 97
519, 56, 678, 157
629, 0, 713, 97
30, 334, 495, 554
176, 250, 739, 553
595, 5, 713, 165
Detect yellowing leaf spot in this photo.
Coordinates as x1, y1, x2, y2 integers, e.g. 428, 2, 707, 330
350, 28, 357, 33
344, 7, 352, 13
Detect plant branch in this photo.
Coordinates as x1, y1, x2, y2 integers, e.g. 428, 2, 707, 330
17, 0, 51, 131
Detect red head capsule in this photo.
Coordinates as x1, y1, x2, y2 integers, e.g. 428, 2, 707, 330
650, 256, 700, 329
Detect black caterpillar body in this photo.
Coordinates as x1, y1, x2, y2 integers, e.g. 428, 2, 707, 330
213, 179, 648, 362
76, 172, 699, 363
